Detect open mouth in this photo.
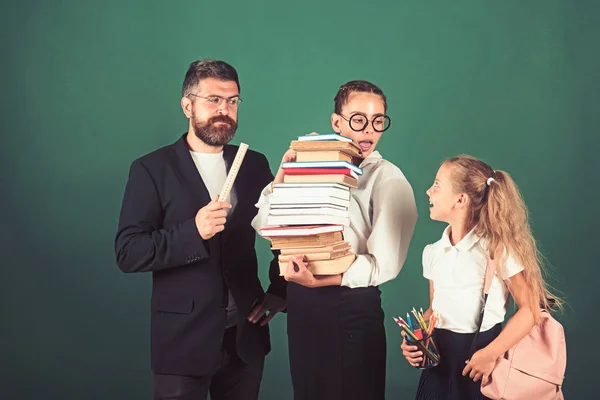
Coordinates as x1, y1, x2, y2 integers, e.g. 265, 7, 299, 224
358, 140, 373, 152
429, 200, 434, 208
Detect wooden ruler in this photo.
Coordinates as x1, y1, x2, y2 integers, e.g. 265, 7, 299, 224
218, 143, 248, 201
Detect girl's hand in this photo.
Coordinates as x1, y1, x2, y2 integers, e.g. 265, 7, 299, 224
283, 256, 316, 288
400, 332, 423, 367
462, 348, 497, 384
273, 149, 297, 185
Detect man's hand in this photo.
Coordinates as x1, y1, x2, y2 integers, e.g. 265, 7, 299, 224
195, 196, 232, 240
248, 293, 286, 326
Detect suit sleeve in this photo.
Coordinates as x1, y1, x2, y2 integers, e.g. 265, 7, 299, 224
114, 159, 210, 273
255, 154, 287, 299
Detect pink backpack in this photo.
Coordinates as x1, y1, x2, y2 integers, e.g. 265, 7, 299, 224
469, 259, 567, 399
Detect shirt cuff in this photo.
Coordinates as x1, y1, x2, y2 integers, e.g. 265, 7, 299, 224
255, 183, 273, 208
251, 182, 273, 233
500, 252, 525, 280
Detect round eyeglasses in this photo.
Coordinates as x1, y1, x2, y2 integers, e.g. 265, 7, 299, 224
339, 113, 391, 133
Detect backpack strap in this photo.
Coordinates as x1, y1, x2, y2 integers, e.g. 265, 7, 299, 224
467, 258, 497, 358
483, 258, 497, 295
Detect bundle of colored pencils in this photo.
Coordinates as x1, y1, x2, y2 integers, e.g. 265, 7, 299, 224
393, 308, 440, 368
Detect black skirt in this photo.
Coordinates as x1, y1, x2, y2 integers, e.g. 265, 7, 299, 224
415, 323, 502, 400
286, 283, 386, 400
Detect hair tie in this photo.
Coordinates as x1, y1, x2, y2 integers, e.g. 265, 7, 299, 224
486, 177, 495, 186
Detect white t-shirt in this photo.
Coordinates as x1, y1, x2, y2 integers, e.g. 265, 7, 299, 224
190, 151, 228, 202
190, 151, 237, 327
423, 225, 524, 333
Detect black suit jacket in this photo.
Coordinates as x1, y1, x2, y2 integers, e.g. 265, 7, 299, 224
115, 134, 285, 376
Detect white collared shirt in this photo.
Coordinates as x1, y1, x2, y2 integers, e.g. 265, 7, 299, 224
424, 226, 524, 333
251, 151, 418, 288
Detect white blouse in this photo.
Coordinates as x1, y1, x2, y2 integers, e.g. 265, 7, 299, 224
423, 226, 524, 333
251, 151, 418, 289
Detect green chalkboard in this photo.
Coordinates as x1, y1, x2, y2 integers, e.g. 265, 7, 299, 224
1, 0, 598, 398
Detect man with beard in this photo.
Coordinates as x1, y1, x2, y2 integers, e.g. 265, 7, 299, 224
115, 59, 286, 400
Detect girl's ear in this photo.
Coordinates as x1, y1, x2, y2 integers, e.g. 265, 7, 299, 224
456, 193, 470, 209
331, 113, 342, 133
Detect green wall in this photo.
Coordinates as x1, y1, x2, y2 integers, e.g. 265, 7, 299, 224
2, 1, 598, 398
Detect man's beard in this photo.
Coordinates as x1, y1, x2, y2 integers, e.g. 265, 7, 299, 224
192, 114, 238, 146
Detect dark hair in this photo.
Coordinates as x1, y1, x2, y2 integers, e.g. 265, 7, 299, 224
181, 59, 240, 97
333, 80, 387, 114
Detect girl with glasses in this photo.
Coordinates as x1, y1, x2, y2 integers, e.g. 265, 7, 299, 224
252, 80, 418, 399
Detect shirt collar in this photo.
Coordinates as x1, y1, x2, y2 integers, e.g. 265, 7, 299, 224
359, 151, 382, 168
441, 225, 481, 251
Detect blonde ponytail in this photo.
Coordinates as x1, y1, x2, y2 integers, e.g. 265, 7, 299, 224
446, 155, 562, 322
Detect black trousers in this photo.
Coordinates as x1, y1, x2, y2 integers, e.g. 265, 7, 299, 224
287, 283, 386, 400
153, 327, 265, 400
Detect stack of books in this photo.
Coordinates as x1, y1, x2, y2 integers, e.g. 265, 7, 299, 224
261, 225, 353, 274
284, 133, 363, 188
260, 133, 363, 275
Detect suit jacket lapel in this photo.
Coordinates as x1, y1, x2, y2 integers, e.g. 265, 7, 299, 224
169, 134, 212, 211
